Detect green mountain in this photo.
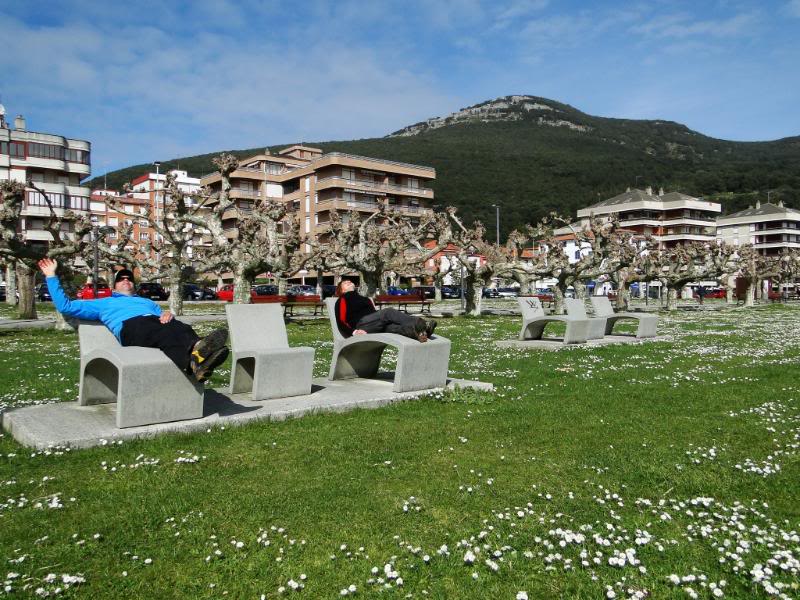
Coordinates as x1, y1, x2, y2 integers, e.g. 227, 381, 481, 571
90, 95, 800, 239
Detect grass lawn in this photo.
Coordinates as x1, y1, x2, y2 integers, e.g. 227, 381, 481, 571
0, 305, 798, 598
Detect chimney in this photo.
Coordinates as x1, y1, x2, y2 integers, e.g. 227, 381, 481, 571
658, 187, 665, 196
645, 186, 653, 196
755, 200, 761, 209
778, 200, 784, 208
14, 114, 26, 131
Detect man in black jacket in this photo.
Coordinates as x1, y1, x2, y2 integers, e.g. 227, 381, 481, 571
334, 280, 436, 342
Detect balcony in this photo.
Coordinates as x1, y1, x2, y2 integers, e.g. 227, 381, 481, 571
229, 188, 261, 199
316, 175, 433, 198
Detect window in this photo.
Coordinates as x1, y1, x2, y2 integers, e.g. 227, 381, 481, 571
140, 232, 150, 240
264, 162, 281, 175
342, 168, 354, 181
9, 142, 25, 158
408, 177, 419, 189
305, 196, 310, 212
108, 217, 118, 226
0, 141, 7, 154
305, 216, 310, 233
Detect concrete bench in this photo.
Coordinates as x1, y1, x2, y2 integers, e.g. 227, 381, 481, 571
78, 321, 204, 429
324, 298, 450, 393
565, 298, 607, 340
518, 297, 588, 344
226, 304, 314, 401
590, 296, 658, 338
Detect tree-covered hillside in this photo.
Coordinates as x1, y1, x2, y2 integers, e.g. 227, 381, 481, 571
89, 95, 800, 239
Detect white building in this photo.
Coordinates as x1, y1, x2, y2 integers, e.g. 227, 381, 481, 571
576, 187, 721, 248
0, 107, 91, 249
716, 200, 800, 255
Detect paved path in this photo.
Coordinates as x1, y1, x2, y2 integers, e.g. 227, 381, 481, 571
1, 377, 492, 450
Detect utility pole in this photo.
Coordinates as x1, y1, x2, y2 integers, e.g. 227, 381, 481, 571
492, 203, 500, 245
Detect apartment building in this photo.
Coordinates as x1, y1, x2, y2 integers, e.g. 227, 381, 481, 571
0, 108, 91, 249
200, 145, 436, 244
716, 200, 800, 255
576, 187, 721, 247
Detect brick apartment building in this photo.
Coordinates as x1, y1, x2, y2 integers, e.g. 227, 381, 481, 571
716, 200, 800, 255
200, 145, 435, 246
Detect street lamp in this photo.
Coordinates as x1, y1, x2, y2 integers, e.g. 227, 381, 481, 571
491, 203, 500, 245
153, 161, 161, 231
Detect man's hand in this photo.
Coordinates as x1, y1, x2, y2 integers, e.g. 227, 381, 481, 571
353, 329, 367, 335
159, 311, 174, 324
37, 258, 58, 277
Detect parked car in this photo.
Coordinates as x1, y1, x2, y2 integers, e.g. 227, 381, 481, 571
76, 282, 112, 300
287, 285, 317, 297
441, 286, 461, 299
137, 282, 169, 301
387, 286, 410, 296
497, 287, 520, 298
411, 286, 436, 299
217, 284, 256, 302
0, 284, 5, 302
36, 283, 52, 302
253, 284, 279, 297
693, 287, 726, 299
183, 283, 216, 301
482, 287, 500, 298
534, 288, 554, 301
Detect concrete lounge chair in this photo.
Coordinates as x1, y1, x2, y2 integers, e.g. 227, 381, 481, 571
590, 296, 658, 338
564, 298, 607, 340
517, 296, 588, 344
324, 297, 451, 393
78, 321, 204, 428
226, 304, 314, 400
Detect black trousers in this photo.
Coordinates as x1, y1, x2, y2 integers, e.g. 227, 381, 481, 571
356, 308, 424, 339
120, 316, 200, 371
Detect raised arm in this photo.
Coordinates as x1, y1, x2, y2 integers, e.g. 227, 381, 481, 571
38, 258, 102, 321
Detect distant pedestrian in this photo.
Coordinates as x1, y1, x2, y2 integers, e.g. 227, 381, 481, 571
697, 286, 706, 305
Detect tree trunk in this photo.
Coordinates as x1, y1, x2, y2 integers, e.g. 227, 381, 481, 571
745, 281, 756, 307
315, 268, 324, 297
277, 278, 288, 294
359, 271, 379, 298
5, 263, 16, 306
233, 268, 253, 304
168, 281, 185, 315
553, 284, 567, 315
574, 280, 587, 299
434, 280, 442, 302
16, 261, 37, 320
666, 287, 679, 311
54, 311, 79, 332
616, 284, 630, 310
463, 273, 483, 316
725, 275, 736, 304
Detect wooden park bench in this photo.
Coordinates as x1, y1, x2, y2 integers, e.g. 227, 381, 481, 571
373, 293, 432, 314
283, 295, 325, 316
226, 304, 314, 401
252, 294, 287, 304
78, 321, 204, 429
589, 296, 658, 338
323, 298, 450, 393
517, 296, 588, 344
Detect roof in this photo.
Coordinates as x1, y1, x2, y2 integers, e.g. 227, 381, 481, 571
721, 202, 800, 219
586, 188, 654, 209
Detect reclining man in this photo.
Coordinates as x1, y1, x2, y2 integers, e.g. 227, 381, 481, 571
38, 258, 229, 383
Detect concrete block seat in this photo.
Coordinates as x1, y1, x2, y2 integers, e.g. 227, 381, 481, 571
226, 304, 314, 400
517, 296, 588, 344
564, 298, 608, 340
78, 321, 204, 429
590, 296, 658, 338
324, 298, 451, 393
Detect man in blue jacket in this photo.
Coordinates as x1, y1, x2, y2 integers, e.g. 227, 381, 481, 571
38, 258, 228, 383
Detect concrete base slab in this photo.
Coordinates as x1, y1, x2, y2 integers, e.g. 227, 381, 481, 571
494, 339, 582, 350
495, 335, 666, 351
1, 376, 492, 450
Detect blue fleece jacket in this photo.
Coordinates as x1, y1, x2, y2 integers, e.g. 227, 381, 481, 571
46, 276, 162, 341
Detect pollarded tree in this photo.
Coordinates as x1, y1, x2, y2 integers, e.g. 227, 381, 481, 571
647, 242, 729, 310
321, 204, 452, 297
107, 173, 205, 315
735, 244, 781, 307
0, 181, 92, 319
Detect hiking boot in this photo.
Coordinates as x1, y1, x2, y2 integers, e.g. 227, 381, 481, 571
189, 328, 229, 382
190, 346, 229, 383
425, 320, 437, 338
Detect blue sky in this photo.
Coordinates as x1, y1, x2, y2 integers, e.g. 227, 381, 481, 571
2, 0, 799, 177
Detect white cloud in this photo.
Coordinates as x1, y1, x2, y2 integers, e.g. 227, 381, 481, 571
631, 11, 759, 39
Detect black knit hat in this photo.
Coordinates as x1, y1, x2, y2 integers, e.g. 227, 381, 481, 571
114, 268, 135, 285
